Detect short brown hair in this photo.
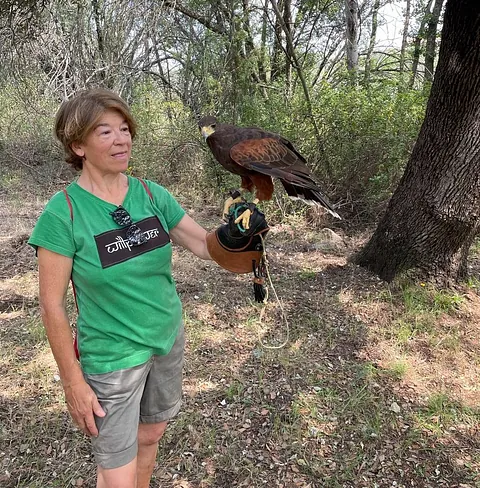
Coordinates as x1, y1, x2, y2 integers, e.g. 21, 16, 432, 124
55, 88, 137, 171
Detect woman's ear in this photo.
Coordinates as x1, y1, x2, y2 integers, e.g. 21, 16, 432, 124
71, 142, 85, 158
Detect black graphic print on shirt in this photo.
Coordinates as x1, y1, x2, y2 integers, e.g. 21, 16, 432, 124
95, 216, 170, 268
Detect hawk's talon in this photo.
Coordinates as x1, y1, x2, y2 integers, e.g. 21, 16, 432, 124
222, 195, 243, 218
234, 209, 253, 230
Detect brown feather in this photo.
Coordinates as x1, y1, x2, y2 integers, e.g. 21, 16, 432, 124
231, 138, 289, 166
248, 173, 274, 201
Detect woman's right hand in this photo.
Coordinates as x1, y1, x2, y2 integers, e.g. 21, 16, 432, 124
63, 379, 106, 437
37, 248, 106, 437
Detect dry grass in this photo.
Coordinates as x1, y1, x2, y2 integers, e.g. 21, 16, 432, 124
1, 171, 479, 488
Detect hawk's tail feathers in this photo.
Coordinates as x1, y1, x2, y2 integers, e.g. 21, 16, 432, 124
280, 181, 341, 220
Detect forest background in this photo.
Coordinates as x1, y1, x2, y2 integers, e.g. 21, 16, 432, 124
0, 0, 438, 220
2, 1, 480, 488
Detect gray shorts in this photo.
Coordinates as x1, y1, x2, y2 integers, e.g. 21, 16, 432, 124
84, 325, 184, 469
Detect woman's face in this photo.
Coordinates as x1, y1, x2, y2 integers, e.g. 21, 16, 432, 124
72, 110, 132, 174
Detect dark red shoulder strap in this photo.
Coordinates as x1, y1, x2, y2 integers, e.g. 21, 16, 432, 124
137, 178, 153, 201
63, 189, 73, 221
62, 189, 79, 359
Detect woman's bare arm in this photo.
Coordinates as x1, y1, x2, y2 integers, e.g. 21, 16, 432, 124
38, 247, 104, 436
169, 214, 211, 260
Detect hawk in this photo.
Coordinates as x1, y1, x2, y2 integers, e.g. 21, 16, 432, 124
198, 116, 340, 228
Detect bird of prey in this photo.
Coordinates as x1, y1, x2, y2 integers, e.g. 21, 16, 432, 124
198, 116, 341, 228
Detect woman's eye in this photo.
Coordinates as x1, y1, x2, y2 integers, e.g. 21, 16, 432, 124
121, 126, 130, 132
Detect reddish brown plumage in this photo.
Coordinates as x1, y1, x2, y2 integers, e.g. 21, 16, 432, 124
198, 116, 340, 218
242, 173, 274, 201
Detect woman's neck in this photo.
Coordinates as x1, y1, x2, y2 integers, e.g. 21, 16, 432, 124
77, 169, 129, 206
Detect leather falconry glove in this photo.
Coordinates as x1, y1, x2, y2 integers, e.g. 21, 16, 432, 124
206, 202, 269, 302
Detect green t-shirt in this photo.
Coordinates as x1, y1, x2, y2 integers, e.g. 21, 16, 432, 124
28, 176, 186, 374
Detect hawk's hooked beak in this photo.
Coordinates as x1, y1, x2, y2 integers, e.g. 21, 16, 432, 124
200, 126, 215, 140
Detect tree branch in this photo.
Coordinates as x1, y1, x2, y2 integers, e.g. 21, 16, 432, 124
162, 0, 226, 35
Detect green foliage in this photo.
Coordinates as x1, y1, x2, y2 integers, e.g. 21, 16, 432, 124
203, 77, 427, 220
313, 82, 427, 207
415, 393, 480, 434
0, 80, 68, 190
0, 81, 59, 160
299, 268, 316, 280
27, 313, 47, 344
385, 360, 408, 380
0, 0, 436, 221
224, 380, 245, 400
465, 275, 480, 290
373, 281, 467, 354
130, 83, 191, 181
0, 69, 428, 219
399, 283, 464, 316
468, 237, 480, 256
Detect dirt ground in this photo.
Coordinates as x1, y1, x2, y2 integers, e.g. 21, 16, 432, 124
0, 176, 479, 487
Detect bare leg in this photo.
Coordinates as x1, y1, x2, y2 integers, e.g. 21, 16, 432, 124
137, 421, 168, 488
97, 458, 137, 488
136, 444, 157, 488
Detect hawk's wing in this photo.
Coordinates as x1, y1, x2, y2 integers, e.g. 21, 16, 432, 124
230, 138, 318, 189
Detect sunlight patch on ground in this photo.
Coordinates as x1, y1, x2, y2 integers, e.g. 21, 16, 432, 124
183, 379, 222, 399
0, 309, 23, 319
0, 272, 38, 302
2, 199, 480, 487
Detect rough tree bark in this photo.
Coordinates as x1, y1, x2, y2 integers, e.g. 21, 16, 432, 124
269, 0, 332, 176
271, 0, 285, 81
355, 0, 480, 284
283, 0, 293, 94
345, 0, 359, 81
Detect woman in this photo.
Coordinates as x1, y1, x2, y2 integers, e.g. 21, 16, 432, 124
28, 88, 212, 488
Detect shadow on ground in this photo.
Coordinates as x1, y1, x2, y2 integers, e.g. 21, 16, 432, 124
0, 216, 479, 487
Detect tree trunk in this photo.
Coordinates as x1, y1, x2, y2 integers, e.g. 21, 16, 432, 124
355, 0, 480, 284
240, 0, 268, 95
409, 0, 434, 88
91, 0, 107, 84
260, 0, 269, 83
424, 0, 444, 84
271, 0, 284, 81
399, 0, 412, 83
269, 0, 332, 176
283, 0, 293, 95
364, 0, 380, 86
345, 0, 359, 82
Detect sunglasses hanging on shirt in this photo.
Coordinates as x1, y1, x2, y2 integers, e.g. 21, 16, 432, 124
110, 206, 148, 246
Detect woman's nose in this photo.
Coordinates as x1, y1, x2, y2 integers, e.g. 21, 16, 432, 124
114, 129, 130, 144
